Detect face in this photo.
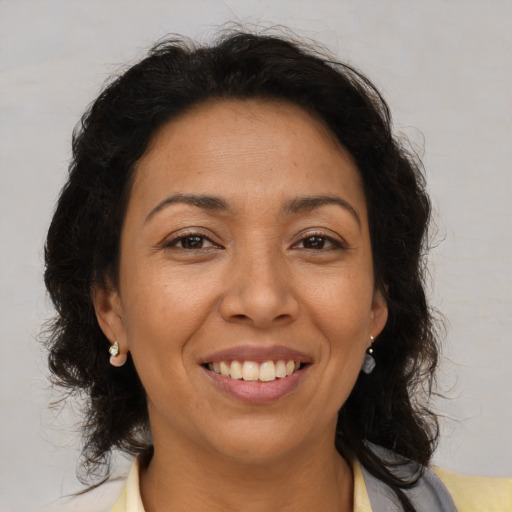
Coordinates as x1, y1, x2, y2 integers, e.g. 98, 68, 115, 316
95, 99, 387, 464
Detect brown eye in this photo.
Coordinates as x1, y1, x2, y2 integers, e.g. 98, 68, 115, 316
294, 233, 346, 251
180, 236, 205, 249
302, 236, 327, 249
167, 234, 215, 250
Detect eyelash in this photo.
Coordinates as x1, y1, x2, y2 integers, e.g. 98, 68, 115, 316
164, 231, 346, 252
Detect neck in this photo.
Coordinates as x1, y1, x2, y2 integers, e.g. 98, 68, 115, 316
140, 434, 353, 512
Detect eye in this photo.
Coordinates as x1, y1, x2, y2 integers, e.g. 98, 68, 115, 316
294, 233, 346, 251
166, 233, 217, 250
301, 235, 329, 250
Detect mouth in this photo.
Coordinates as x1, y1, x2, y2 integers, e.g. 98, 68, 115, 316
200, 346, 313, 404
204, 359, 308, 382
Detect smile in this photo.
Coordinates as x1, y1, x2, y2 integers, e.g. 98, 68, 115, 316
206, 360, 304, 382
201, 346, 313, 403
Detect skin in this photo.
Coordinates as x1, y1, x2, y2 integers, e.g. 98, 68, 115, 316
94, 99, 388, 511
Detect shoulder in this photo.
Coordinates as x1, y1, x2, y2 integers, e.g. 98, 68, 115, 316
364, 442, 512, 511
110, 486, 128, 512
433, 466, 512, 512
110, 459, 145, 512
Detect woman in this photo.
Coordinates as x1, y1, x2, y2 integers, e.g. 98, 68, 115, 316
44, 31, 511, 511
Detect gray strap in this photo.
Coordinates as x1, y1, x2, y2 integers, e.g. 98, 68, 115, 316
360, 443, 458, 512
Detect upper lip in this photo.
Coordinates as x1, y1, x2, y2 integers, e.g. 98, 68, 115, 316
200, 344, 313, 364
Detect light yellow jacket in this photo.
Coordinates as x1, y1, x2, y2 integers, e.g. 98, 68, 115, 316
111, 458, 512, 512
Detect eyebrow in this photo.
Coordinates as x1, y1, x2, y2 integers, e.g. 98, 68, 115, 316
145, 192, 361, 227
145, 193, 231, 224
281, 195, 361, 227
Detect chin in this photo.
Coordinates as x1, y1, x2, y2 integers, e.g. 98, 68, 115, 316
203, 416, 322, 465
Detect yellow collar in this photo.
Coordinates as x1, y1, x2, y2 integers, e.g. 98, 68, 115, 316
110, 457, 372, 512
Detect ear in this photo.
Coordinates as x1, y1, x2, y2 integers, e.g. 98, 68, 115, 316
369, 287, 388, 340
91, 282, 128, 354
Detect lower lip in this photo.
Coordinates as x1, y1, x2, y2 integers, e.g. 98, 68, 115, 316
203, 367, 308, 404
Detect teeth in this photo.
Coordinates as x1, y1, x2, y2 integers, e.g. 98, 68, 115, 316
259, 361, 276, 382
242, 361, 259, 381
275, 360, 287, 378
230, 360, 243, 380
220, 361, 230, 377
207, 359, 303, 381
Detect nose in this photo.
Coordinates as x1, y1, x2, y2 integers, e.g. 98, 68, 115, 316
219, 247, 300, 329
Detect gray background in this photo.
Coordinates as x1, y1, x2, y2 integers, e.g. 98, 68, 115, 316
1, 1, 511, 511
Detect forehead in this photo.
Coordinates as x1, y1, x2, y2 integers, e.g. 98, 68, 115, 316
131, 98, 365, 214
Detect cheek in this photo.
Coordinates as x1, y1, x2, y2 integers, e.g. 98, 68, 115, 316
120, 281, 202, 413
121, 261, 215, 339
305, 268, 375, 339
119, 261, 227, 401
301, 270, 373, 402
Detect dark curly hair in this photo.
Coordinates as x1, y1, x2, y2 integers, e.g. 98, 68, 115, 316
44, 30, 440, 509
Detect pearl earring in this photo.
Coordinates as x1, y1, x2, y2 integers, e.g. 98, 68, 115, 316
109, 340, 127, 367
361, 335, 376, 374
